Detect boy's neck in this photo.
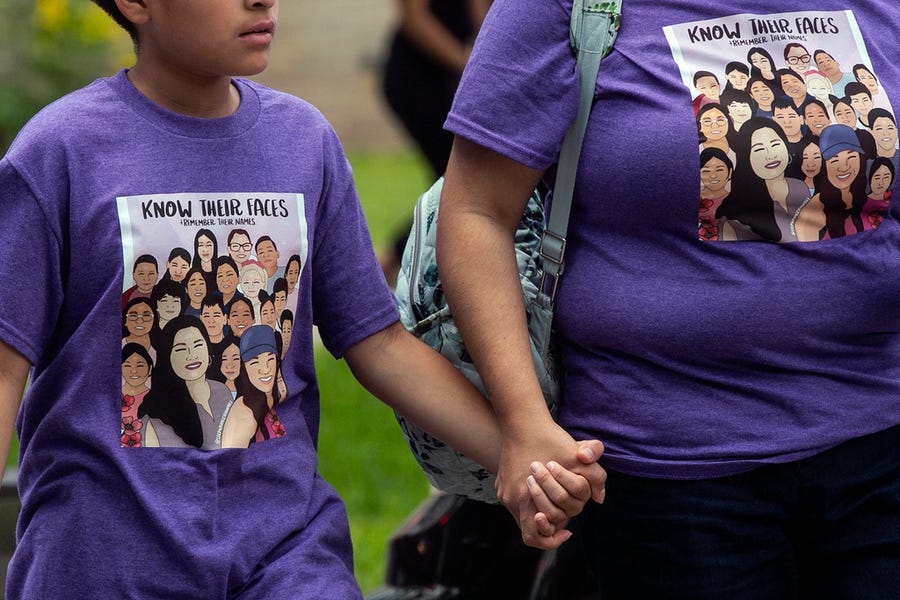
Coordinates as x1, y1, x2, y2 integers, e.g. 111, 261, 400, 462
126, 63, 241, 119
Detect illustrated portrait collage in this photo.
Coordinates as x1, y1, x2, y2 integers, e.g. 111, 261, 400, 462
117, 192, 307, 450
666, 10, 896, 242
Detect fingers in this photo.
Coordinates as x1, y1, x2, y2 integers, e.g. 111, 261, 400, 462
517, 494, 574, 550
528, 461, 589, 521
576, 439, 604, 464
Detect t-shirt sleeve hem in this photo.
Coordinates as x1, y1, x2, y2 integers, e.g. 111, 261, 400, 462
444, 114, 557, 171
0, 320, 40, 367
324, 303, 401, 359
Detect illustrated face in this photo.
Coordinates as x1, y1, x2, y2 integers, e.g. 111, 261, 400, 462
700, 156, 731, 194
260, 301, 276, 330
856, 68, 879, 95
187, 272, 207, 305
824, 150, 861, 190
285, 260, 300, 290
220, 344, 241, 382
773, 106, 803, 139
125, 302, 154, 338
228, 233, 252, 264
699, 108, 729, 143
246, 351, 277, 394
749, 127, 789, 180
694, 76, 720, 101
240, 268, 264, 298
726, 69, 748, 91
727, 101, 753, 127
170, 326, 209, 382
749, 81, 774, 108
228, 302, 254, 337
196, 234, 215, 263
167, 256, 190, 283
256, 240, 279, 273
281, 320, 292, 350
216, 264, 239, 296
805, 75, 832, 101
785, 46, 811, 75
749, 52, 772, 75
872, 117, 899, 153
833, 102, 857, 128
780, 73, 807, 101
122, 354, 151, 388
815, 52, 840, 77
870, 165, 893, 197
801, 144, 822, 180
200, 305, 227, 339
157, 294, 182, 321
803, 104, 830, 136
274, 291, 287, 316
133, 262, 158, 293
849, 93, 873, 117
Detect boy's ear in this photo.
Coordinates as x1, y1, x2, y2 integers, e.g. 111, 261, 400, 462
113, 0, 151, 27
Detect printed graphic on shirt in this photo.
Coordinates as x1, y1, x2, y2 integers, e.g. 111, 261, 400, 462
664, 11, 896, 242
117, 192, 307, 449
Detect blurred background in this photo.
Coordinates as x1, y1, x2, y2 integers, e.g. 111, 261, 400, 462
0, 0, 443, 594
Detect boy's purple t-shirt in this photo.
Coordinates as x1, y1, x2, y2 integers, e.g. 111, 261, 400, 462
447, 0, 900, 479
0, 70, 398, 597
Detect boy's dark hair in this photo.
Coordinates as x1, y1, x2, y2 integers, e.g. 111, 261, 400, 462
91, 1, 138, 42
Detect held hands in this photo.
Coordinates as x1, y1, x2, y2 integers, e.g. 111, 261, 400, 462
496, 422, 607, 549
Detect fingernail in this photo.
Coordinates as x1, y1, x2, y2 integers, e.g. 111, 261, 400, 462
527, 475, 537, 488
547, 461, 559, 472
582, 447, 595, 461
598, 487, 606, 504
530, 462, 541, 475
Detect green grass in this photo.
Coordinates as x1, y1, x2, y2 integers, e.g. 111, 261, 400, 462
317, 150, 435, 593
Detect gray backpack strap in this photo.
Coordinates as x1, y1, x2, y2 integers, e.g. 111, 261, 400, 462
540, 0, 622, 300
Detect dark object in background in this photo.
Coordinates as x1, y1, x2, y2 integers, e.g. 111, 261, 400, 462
366, 493, 601, 600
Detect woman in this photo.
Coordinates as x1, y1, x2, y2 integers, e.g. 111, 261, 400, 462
218, 336, 242, 401
160, 247, 191, 286
831, 94, 878, 158
227, 296, 255, 339
258, 290, 278, 331
183, 268, 208, 317
214, 255, 243, 311
854, 63, 892, 111
220, 325, 287, 447
139, 315, 234, 449
798, 134, 823, 196
122, 297, 156, 352
861, 156, 894, 231
284, 254, 301, 307
698, 147, 733, 241
747, 76, 777, 117
718, 118, 810, 242
238, 260, 267, 323
797, 124, 869, 240
191, 228, 219, 288
121, 343, 153, 448
697, 103, 735, 166
719, 88, 755, 132
747, 46, 778, 89
278, 309, 294, 359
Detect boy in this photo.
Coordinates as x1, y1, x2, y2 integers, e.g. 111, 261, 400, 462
0, 0, 605, 597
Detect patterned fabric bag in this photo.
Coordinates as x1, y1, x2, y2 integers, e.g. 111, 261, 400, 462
394, 0, 622, 503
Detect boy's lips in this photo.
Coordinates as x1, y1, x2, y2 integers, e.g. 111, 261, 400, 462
240, 19, 276, 43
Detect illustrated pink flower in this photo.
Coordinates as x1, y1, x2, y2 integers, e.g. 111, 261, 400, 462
121, 416, 143, 434
121, 395, 135, 412
121, 431, 142, 448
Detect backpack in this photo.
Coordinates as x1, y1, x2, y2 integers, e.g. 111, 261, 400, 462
394, 0, 622, 503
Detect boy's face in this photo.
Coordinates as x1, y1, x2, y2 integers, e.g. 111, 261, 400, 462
134, 0, 279, 79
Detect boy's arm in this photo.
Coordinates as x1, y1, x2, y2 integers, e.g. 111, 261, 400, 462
343, 321, 604, 547
0, 340, 28, 482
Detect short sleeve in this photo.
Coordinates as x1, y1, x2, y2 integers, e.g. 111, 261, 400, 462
445, 0, 579, 169
0, 158, 64, 365
309, 133, 398, 358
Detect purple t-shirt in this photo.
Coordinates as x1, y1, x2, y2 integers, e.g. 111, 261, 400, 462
447, 0, 900, 479
0, 70, 397, 597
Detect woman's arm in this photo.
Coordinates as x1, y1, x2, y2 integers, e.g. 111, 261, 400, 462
436, 137, 606, 548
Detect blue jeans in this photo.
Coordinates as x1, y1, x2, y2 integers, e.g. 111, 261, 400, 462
572, 424, 900, 599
